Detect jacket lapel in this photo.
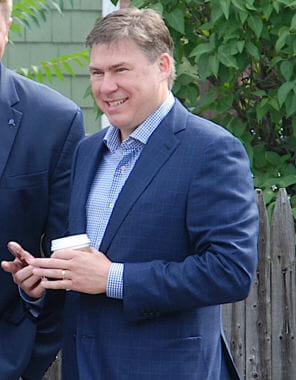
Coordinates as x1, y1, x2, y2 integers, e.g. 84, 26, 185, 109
0, 64, 23, 182
100, 100, 188, 253
69, 134, 107, 234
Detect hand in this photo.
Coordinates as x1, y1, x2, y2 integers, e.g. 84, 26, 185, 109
30, 248, 112, 294
1, 241, 46, 299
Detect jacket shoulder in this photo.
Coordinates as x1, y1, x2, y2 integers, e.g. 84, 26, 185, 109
5, 66, 80, 112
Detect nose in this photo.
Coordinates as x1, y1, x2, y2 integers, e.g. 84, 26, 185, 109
99, 73, 118, 94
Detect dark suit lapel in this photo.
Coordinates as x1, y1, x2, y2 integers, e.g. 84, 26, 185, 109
0, 64, 23, 182
100, 100, 188, 253
69, 134, 107, 234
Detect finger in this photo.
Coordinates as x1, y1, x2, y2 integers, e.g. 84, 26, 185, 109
20, 275, 42, 291
30, 257, 69, 269
7, 241, 34, 265
13, 265, 36, 283
28, 288, 45, 299
51, 249, 80, 259
40, 278, 72, 291
1, 260, 23, 274
26, 281, 47, 299
32, 267, 70, 280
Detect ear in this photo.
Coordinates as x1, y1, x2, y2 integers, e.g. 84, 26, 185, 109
158, 53, 172, 81
5, 18, 12, 44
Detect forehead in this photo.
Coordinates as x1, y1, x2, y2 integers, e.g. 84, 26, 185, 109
0, 12, 6, 32
90, 39, 148, 66
0, 2, 9, 22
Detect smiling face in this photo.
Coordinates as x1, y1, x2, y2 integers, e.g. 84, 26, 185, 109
0, 3, 11, 60
89, 38, 171, 141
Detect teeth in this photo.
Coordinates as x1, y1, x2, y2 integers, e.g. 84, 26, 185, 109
109, 99, 125, 107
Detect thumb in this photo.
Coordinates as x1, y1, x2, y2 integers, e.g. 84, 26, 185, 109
1, 260, 19, 274
7, 241, 34, 264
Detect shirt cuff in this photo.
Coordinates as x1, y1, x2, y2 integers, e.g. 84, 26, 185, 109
19, 287, 45, 317
106, 263, 124, 299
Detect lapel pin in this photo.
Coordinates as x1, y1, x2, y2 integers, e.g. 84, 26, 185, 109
8, 119, 16, 127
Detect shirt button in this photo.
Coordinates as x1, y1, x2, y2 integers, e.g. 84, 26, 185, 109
121, 165, 126, 172
109, 203, 114, 209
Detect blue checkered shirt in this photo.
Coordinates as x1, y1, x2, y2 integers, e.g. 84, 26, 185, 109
86, 93, 175, 299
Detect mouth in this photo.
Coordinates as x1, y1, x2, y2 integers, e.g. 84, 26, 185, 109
106, 98, 128, 108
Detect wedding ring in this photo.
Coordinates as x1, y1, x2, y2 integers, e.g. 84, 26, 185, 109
61, 269, 66, 280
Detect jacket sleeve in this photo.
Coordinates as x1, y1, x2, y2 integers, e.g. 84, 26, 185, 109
123, 134, 259, 322
22, 108, 85, 379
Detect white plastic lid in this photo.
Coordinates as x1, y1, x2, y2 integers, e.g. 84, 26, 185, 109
51, 234, 90, 251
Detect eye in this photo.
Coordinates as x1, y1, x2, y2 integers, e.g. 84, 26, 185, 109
90, 70, 103, 78
116, 67, 128, 73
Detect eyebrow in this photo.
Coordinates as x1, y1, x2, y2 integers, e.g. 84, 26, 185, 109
89, 62, 130, 71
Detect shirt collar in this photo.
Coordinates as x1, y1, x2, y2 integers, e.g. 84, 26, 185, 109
104, 92, 175, 152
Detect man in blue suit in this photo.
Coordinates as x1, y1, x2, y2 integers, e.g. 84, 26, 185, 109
7, 7, 258, 379
0, 0, 85, 378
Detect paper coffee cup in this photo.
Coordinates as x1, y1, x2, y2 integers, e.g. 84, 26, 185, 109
51, 234, 91, 252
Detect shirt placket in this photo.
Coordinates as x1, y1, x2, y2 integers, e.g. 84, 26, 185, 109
108, 142, 134, 211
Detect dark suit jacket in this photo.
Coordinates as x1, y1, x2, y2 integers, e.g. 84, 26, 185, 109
0, 63, 85, 380
63, 99, 258, 379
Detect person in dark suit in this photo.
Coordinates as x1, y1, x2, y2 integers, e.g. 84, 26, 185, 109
5, 7, 258, 379
0, 0, 85, 378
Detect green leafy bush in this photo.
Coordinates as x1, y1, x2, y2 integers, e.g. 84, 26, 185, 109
10, 0, 89, 83
128, 0, 296, 219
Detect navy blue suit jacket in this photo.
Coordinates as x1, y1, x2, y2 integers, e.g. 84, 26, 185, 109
0, 63, 85, 380
64, 99, 258, 379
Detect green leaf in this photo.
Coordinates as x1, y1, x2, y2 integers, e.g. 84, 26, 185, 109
290, 13, 296, 31
190, 43, 214, 60
52, 64, 64, 81
62, 61, 75, 77
280, 61, 294, 81
217, 49, 239, 69
263, 4, 273, 20
238, 10, 248, 24
231, 0, 245, 11
256, 101, 269, 122
222, 40, 239, 56
50, 2, 62, 15
150, 3, 163, 15
285, 92, 296, 117
267, 201, 276, 221
72, 58, 84, 67
265, 151, 281, 165
275, 28, 290, 52
216, 93, 234, 113
198, 87, 218, 110
198, 55, 212, 80
263, 190, 276, 205
246, 42, 260, 60
176, 57, 198, 81
220, 0, 231, 20
131, 0, 146, 7
211, 2, 224, 23
42, 64, 53, 83
31, 65, 43, 82
209, 54, 220, 77
253, 90, 267, 97
166, 7, 185, 34
278, 175, 296, 187
236, 40, 245, 53
245, 0, 256, 11
277, 81, 295, 108
269, 97, 280, 111
248, 15, 263, 39
292, 118, 296, 137
273, 2, 280, 13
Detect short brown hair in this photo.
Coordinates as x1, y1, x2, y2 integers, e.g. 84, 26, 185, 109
0, 0, 12, 22
86, 7, 175, 90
